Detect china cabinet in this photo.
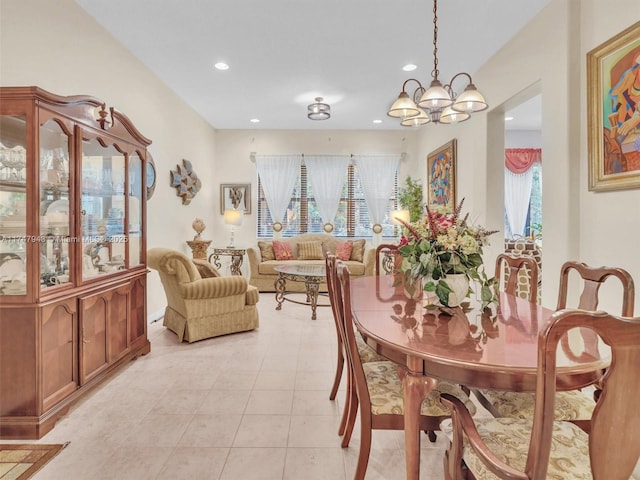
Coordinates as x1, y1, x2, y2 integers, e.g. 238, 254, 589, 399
0, 87, 151, 438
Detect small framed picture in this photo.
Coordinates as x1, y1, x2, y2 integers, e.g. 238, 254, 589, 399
587, 21, 640, 191
220, 183, 251, 214
426, 139, 457, 214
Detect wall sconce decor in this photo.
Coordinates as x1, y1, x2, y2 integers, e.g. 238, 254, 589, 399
170, 159, 201, 205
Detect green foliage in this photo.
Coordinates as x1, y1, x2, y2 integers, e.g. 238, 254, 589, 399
398, 176, 424, 222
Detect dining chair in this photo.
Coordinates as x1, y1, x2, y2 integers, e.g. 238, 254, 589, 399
335, 260, 478, 480
325, 254, 386, 436
474, 260, 635, 431
441, 308, 640, 480
494, 253, 539, 302
375, 243, 399, 276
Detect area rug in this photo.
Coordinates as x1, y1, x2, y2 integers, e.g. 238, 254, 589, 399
0, 443, 68, 480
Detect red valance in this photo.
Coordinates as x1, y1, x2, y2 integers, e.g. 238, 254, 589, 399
505, 148, 541, 174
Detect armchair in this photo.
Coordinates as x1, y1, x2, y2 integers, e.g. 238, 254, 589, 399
148, 248, 259, 343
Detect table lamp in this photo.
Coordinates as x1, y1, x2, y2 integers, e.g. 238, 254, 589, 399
224, 209, 243, 248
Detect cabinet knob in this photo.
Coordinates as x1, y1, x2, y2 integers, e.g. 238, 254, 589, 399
80, 209, 87, 216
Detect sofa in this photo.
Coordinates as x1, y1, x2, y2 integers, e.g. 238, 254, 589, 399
148, 248, 259, 343
247, 233, 375, 292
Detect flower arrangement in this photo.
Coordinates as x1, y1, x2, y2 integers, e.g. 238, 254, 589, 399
396, 198, 498, 308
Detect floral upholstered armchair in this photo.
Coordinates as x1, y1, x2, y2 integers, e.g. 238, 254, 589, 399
148, 248, 259, 343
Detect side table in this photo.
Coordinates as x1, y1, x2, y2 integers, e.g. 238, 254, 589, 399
208, 247, 246, 276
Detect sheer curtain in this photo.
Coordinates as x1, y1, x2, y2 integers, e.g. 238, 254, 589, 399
304, 155, 350, 230
255, 154, 301, 234
504, 148, 541, 237
353, 154, 401, 242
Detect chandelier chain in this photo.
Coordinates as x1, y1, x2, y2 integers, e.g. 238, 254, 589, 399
431, 0, 439, 80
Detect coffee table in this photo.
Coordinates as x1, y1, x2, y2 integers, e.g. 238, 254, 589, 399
274, 264, 328, 320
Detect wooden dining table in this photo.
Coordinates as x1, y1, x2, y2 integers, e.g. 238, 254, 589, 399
349, 275, 610, 480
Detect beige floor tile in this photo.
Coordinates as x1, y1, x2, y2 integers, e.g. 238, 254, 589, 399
245, 389, 294, 415
292, 389, 343, 416
213, 370, 258, 390
233, 415, 291, 447
178, 414, 242, 447
94, 446, 174, 480
156, 447, 229, 480
254, 369, 297, 390
283, 447, 346, 480
288, 415, 341, 448
121, 413, 192, 447
150, 388, 209, 414
197, 389, 251, 415
220, 448, 286, 480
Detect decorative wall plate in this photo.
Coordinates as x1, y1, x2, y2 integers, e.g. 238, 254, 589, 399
146, 153, 156, 200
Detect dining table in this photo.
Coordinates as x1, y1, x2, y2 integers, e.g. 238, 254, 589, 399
348, 274, 610, 480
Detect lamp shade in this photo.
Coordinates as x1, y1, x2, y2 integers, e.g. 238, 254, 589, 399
224, 209, 243, 226
390, 209, 410, 225
387, 92, 420, 118
400, 107, 430, 127
452, 84, 488, 113
418, 79, 452, 109
439, 105, 470, 124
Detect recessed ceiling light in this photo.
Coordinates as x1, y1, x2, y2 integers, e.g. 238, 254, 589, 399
214, 62, 229, 70
505, 116, 514, 121
373, 119, 382, 124
250, 118, 260, 123
402, 64, 417, 72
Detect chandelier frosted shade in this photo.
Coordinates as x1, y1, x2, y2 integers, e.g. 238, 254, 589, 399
417, 79, 452, 109
400, 107, 430, 127
452, 84, 488, 113
387, 92, 420, 118
307, 97, 330, 120
439, 105, 470, 124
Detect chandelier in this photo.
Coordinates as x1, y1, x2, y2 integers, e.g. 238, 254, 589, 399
387, 0, 488, 126
307, 97, 331, 120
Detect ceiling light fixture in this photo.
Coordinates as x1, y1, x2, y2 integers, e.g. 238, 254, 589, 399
387, 0, 488, 127
214, 62, 229, 70
307, 97, 330, 120
402, 64, 417, 72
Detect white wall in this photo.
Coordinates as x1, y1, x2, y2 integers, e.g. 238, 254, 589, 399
0, 0, 219, 317
213, 129, 419, 262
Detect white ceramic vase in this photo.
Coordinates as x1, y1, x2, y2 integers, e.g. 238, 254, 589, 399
423, 273, 470, 307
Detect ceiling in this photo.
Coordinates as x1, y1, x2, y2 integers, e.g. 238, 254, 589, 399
75, 0, 548, 131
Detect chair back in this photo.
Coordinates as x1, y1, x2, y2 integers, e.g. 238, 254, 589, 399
336, 261, 373, 411
375, 244, 399, 276
494, 253, 539, 302
325, 254, 345, 345
529, 309, 640, 479
556, 261, 635, 316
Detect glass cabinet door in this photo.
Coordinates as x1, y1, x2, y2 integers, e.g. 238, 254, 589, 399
80, 137, 126, 280
0, 115, 27, 296
128, 152, 143, 267
40, 119, 71, 291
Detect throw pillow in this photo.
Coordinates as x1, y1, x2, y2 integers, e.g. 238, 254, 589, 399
335, 241, 353, 261
258, 241, 275, 261
350, 239, 366, 262
273, 240, 294, 260
297, 240, 324, 260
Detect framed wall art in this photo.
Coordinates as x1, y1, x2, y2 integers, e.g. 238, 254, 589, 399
220, 183, 251, 214
587, 21, 640, 191
426, 139, 457, 213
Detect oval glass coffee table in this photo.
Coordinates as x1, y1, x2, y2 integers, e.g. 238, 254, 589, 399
274, 264, 329, 320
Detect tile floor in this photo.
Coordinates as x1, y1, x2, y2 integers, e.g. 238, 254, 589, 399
21, 293, 455, 479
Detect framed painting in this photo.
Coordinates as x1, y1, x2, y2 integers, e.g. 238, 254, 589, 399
587, 21, 640, 191
220, 183, 251, 214
427, 139, 457, 213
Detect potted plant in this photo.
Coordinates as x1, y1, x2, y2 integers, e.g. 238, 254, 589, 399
398, 176, 424, 222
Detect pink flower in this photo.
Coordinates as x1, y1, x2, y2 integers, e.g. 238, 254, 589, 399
398, 235, 409, 247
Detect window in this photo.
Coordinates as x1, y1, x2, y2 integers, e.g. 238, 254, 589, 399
257, 164, 398, 238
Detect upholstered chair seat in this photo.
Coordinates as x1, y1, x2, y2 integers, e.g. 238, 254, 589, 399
364, 361, 476, 417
